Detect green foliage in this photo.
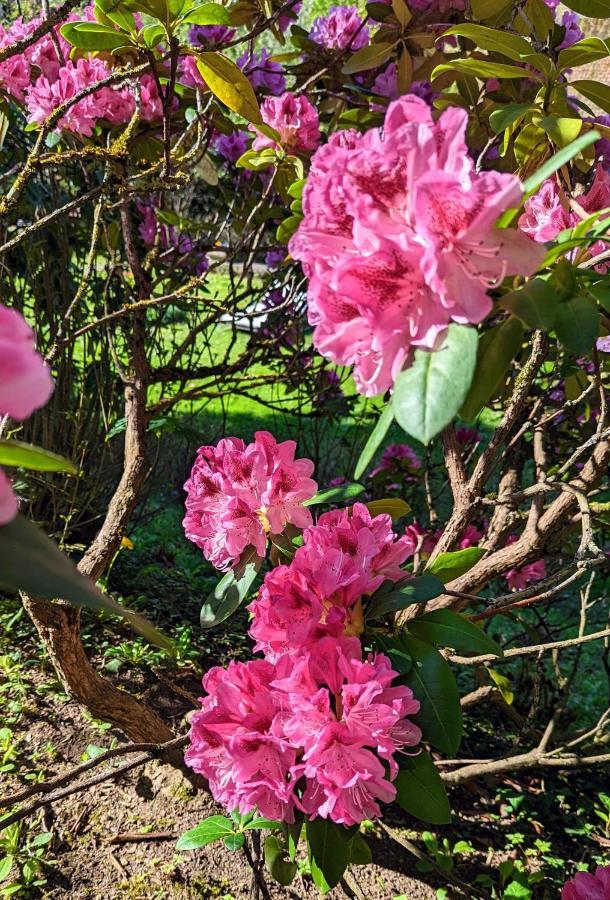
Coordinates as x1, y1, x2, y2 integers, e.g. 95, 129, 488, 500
200, 549, 262, 629
354, 403, 394, 480
395, 751, 451, 824
425, 547, 486, 582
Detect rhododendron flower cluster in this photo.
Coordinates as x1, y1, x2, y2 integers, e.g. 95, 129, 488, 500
561, 865, 610, 899
183, 431, 317, 570
251, 92, 320, 153
249, 503, 414, 660
186, 636, 421, 824
309, 6, 369, 51
0, 305, 54, 524
237, 48, 286, 96
370, 443, 422, 481
519, 171, 610, 271
289, 94, 544, 395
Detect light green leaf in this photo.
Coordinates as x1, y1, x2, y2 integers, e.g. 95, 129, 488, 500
562, 0, 610, 18
354, 403, 394, 480
393, 325, 478, 445
304, 482, 364, 506
408, 609, 504, 657
176, 816, 234, 850
0, 440, 78, 474
522, 130, 600, 194
60, 21, 133, 51
179, 1, 231, 24
433, 58, 541, 83
0, 514, 171, 649
489, 103, 531, 134
441, 24, 535, 62
364, 498, 411, 519
425, 547, 486, 583
395, 751, 451, 824
558, 37, 610, 70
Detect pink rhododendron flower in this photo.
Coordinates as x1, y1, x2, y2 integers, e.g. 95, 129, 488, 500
249, 503, 413, 659
251, 92, 320, 153
139, 73, 167, 121
179, 55, 206, 89
519, 178, 572, 243
370, 443, 422, 479
185, 638, 421, 825
0, 305, 53, 421
290, 94, 544, 396
0, 304, 54, 524
562, 865, 610, 900
309, 6, 369, 51
183, 431, 317, 571
503, 537, 546, 591
185, 658, 299, 821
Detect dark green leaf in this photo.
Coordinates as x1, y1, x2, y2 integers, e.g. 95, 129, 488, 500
470, 0, 512, 19
304, 482, 364, 506
350, 833, 372, 865
200, 549, 261, 628
354, 404, 394, 480
0, 440, 78, 474
500, 278, 560, 330
243, 817, 282, 831
489, 103, 531, 134
460, 317, 524, 421
395, 751, 451, 824
306, 820, 355, 894
393, 325, 478, 445
441, 24, 534, 62
400, 634, 462, 755
176, 815, 234, 850
369, 633, 413, 675
264, 836, 298, 886
368, 576, 444, 619
0, 514, 170, 649
342, 41, 395, 75
555, 293, 600, 355
426, 547, 486, 583
408, 609, 504, 657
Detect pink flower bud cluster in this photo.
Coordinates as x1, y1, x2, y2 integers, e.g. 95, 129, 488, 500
0, 306, 54, 524
561, 865, 610, 899
185, 443, 422, 825
289, 94, 544, 396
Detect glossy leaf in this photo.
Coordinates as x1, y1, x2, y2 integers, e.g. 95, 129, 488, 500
264, 836, 297, 886
395, 751, 451, 824
176, 815, 234, 850
306, 820, 356, 893
441, 24, 534, 62
0, 440, 78, 474
470, 0, 512, 18
555, 294, 600, 355
195, 52, 262, 123
489, 102, 531, 134
180, 1, 231, 24
558, 37, 610, 70
0, 514, 170, 649
354, 403, 394, 480
425, 547, 486, 583
365, 498, 411, 519
350, 833, 372, 865
370, 633, 413, 675
400, 633, 462, 755
342, 41, 395, 75
500, 277, 560, 330
408, 609, 504, 657
367, 576, 444, 619
460, 317, 524, 421
433, 58, 541, 82
393, 325, 478, 445
60, 22, 132, 50
200, 549, 261, 628
304, 482, 364, 506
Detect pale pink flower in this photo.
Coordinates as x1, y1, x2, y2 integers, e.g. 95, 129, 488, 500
290, 94, 544, 396
519, 178, 572, 243
562, 865, 610, 900
251, 92, 320, 153
0, 305, 53, 421
249, 503, 413, 659
310, 6, 369, 51
183, 431, 317, 571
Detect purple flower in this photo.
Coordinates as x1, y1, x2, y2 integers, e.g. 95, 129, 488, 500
309, 6, 369, 51
265, 247, 286, 269
558, 10, 584, 49
596, 336, 610, 353
214, 130, 249, 163
237, 48, 286, 96
188, 24, 235, 46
